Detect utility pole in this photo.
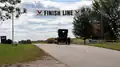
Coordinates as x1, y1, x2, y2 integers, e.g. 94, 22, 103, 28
100, 9, 104, 43
12, 12, 14, 45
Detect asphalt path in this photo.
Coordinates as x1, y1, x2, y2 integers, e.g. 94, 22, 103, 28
35, 44, 120, 67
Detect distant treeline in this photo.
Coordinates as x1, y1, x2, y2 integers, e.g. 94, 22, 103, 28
18, 39, 32, 44
31, 40, 46, 43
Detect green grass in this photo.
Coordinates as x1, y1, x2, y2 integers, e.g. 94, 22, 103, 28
71, 38, 120, 51
0, 44, 47, 65
90, 43, 120, 51
71, 38, 88, 44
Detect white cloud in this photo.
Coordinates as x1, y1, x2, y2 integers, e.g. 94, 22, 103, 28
31, 0, 92, 10
0, 0, 93, 41
27, 18, 49, 22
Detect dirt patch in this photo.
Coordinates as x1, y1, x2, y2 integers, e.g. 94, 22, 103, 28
0, 56, 69, 67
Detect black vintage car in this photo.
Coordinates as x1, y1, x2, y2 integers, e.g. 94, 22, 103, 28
56, 29, 71, 45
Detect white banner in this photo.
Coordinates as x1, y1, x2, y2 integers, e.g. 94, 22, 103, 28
36, 9, 80, 16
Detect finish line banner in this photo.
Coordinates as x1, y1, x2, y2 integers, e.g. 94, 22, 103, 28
36, 10, 79, 16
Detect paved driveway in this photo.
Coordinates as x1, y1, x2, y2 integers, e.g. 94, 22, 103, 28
35, 44, 120, 67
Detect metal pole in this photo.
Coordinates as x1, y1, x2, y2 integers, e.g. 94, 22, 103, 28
12, 12, 14, 45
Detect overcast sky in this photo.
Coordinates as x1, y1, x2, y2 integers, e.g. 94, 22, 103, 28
0, 0, 92, 41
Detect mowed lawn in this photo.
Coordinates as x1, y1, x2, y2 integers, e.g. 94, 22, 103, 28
90, 43, 120, 51
0, 44, 47, 65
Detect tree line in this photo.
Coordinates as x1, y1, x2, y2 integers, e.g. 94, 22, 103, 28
73, 0, 120, 44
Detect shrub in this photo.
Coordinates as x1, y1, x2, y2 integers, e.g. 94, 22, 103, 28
6, 39, 13, 44
46, 38, 56, 43
1, 39, 13, 44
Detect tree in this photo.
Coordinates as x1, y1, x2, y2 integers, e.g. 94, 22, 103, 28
92, 0, 120, 40
73, 7, 94, 44
26, 39, 32, 44
0, 0, 27, 21
18, 39, 32, 44
0, 0, 27, 44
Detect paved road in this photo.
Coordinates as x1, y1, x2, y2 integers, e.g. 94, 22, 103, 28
35, 44, 120, 67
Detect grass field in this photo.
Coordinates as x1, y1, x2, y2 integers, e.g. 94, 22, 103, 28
72, 38, 120, 51
71, 38, 86, 44
0, 44, 47, 65
90, 43, 120, 51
